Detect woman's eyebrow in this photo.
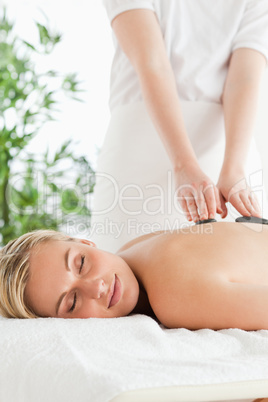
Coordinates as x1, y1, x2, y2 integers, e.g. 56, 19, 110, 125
55, 247, 71, 315
64, 247, 71, 272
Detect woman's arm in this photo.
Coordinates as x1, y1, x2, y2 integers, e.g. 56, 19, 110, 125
218, 48, 266, 217
112, 9, 223, 222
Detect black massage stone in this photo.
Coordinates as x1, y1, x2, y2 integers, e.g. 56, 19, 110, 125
195, 219, 217, 225
235, 216, 268, 225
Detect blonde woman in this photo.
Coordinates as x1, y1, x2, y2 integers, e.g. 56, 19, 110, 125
2, 219, 268, 333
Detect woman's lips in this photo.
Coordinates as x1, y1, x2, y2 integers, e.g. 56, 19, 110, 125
108, 275, 121, 308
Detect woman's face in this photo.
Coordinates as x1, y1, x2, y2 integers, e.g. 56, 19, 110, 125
25, 238, 140, 319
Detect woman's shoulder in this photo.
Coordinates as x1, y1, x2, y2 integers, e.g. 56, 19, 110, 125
116, 230, 164, 253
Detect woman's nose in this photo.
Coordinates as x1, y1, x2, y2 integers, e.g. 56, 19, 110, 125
88, 278, 106, 299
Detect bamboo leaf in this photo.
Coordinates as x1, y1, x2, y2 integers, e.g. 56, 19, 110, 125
21, 40, 37, 52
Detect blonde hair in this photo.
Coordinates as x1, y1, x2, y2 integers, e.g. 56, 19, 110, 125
0, 229, 74, 319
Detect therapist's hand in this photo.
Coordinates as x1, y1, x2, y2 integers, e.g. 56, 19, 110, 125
175, 164, 225, 222
217, 167, 261, 218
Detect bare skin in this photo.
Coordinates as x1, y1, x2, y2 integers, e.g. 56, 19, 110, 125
118, 222, 268, 330
25, 238, 140, 319
25, 222, 268, 331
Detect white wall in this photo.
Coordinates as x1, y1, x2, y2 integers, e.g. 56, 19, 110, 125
1, 0, 114, 168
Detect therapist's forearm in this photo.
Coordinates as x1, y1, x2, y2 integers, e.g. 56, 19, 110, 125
222, 81, 260, 173
136, 63, 199, 172
221, 49, 265, 175
112, 9, 199, 172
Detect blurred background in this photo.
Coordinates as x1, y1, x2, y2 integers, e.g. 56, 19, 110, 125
0, 0, 268, 246
1, 0, 113, 164
0, 0, 114, 244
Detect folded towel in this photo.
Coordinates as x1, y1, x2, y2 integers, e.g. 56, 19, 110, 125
1, 314, 268, 402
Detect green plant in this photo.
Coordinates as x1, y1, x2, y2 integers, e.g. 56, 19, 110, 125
0, 9, 95, 245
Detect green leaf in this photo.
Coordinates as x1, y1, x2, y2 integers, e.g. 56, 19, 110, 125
0, 9, 95, 246
36, 21, 62, 53
21, 40, 37, 52
36, 22, 50, 45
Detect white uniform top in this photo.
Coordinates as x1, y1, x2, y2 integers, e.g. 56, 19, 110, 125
92, 0, 268, 252
103, 0, 268, 111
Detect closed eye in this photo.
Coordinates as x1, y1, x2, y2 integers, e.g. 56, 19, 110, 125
69, 255, 85, 313
69, 293, 77, 312
79, 255, 85, 274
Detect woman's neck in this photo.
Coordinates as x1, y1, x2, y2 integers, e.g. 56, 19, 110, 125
130, 283, 156, 318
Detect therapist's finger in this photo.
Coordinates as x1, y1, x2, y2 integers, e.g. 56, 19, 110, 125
177, 186, 193, 220
242, 192, 261, 217
240, 192, 254, 215
184, 190, 199, 222
218, 191, 228, 218
229, 192, 251, 217
195, 187, 208, 220
203, 183, 217, 219
180, 196, 192, 221
249, 192, 262, 217
214, 186, 223, 215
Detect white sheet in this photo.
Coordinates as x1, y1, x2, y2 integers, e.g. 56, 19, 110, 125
1, 314, 268, 402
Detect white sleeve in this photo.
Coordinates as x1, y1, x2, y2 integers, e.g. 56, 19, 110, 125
102, 0, 155, 23
232, 0, 268, 64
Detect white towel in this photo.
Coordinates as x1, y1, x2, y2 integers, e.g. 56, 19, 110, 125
1, 314, 268, 402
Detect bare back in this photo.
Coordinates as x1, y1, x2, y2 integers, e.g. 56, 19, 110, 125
118, 222, 268, 330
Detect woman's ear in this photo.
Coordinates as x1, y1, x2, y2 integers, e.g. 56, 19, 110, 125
79, 239, 96, 248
